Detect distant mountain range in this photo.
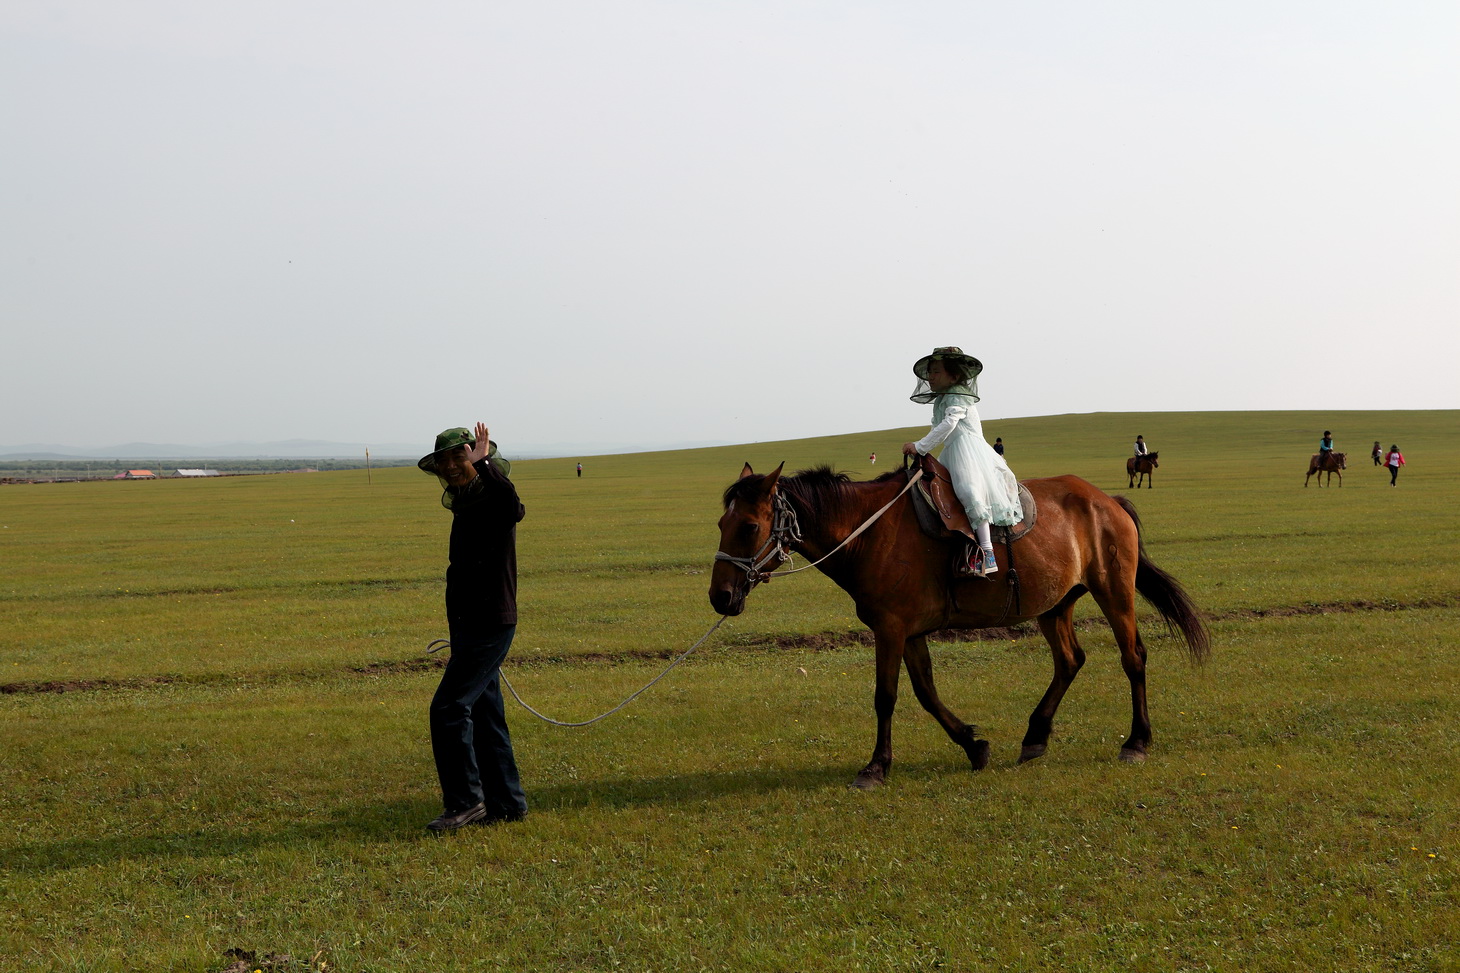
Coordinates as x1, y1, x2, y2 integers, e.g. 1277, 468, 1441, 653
0, 438, 723, 461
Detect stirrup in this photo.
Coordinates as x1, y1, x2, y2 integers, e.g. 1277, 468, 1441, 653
955, 543, 979, 578
974, 548, 999, 578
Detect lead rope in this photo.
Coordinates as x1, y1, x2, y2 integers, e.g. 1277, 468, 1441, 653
428, 468, 923, 728
426, 613, 728, 728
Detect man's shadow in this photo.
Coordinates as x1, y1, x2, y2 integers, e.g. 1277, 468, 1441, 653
7, 757, 956, 876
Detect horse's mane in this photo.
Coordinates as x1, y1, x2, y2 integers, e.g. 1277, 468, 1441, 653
721, 464, 893, 499
723, 465, 902, 524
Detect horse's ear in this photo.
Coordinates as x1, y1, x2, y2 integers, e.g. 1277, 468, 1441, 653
763, 462, 785, 488
739, 463, 755, 480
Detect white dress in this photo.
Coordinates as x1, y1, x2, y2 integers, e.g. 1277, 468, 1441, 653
914, 393, 1023, 527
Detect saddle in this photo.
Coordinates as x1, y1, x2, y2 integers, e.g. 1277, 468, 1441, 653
909, 452, 1037, 547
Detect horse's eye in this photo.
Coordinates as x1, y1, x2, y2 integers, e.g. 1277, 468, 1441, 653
738, 523, 760, 538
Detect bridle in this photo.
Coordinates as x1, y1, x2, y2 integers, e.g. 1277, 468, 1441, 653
713, 490, 804, 587
714, 468, 923, 592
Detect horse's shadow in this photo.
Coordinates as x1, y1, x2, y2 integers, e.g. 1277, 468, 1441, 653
5, 760, 883, 877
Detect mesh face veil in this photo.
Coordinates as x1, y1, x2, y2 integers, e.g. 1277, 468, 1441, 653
909, 347, 983, 404
417, 429, 512, 510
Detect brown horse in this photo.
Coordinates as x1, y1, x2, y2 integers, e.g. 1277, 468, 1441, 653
1305, 451, 1346, 487
1126, 451, 1158, 488
710, 464, 1210, 788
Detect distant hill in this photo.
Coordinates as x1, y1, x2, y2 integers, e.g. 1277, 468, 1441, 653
0, 438, 725, 461
0, 440, 420, 460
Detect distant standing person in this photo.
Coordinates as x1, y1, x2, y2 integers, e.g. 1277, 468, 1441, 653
1383, 444, 1405, 486
993, 437, 1004, 456
1372, 441, 1382, 466
417, 423, 529, 832
1133, 435, 1148, 457
576, 462, 583, 478
869, 452, 877, 465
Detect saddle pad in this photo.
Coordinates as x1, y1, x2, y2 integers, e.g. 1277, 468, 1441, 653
993, 483, 1037, 543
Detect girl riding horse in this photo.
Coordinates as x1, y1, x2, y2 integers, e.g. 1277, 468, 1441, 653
900, 347, 1021, 577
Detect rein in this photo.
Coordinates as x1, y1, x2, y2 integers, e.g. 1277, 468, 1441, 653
714, 468, 924, 590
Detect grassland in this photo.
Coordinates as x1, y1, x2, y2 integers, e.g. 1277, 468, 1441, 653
2, 410, 1457, 972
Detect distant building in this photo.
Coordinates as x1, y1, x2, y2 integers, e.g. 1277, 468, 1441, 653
175, 469, 220, 477
121, 470, 157, 479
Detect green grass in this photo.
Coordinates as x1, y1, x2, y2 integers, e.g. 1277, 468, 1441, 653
2, 410, 1457, 972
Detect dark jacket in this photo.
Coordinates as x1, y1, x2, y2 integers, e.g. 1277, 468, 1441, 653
445, 459, 526, 631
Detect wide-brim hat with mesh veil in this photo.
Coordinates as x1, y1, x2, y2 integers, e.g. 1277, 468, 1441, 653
910, 346, 983, 404
418, 427, 511, 509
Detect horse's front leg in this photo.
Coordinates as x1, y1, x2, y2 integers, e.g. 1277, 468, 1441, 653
851, 626, 906, 790
903, 635, 990, 772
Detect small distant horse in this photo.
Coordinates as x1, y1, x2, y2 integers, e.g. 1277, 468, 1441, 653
710, 463, 1210, 788
1127, 451, 1158, 489
1305, 451, 1346, 487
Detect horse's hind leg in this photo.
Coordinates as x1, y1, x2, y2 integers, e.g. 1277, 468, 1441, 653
903, 635, 990, 772
1020, 590, 1087, 763
1087, 581, 1151, 763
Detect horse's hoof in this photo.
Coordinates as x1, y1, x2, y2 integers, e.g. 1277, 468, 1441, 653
849, 770, 884, 790
966, 739, 991, 772
1119, 747, 1147, 764
1018, 744, 1047, 764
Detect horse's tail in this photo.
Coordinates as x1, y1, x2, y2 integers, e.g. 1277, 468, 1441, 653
1114, 495, 1212, 663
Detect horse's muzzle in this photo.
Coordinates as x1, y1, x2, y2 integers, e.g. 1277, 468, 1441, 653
708, 583, 746, 616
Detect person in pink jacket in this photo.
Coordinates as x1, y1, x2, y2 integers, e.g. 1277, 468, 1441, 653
1383, 445, 1406, 486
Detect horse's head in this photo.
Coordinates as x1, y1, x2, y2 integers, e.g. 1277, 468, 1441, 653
1147, 451, 1159, 466
709, 462, 784, 616
1334, 452, 1346, 469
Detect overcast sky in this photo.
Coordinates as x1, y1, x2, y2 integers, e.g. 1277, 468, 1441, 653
3, 1, 1456, 453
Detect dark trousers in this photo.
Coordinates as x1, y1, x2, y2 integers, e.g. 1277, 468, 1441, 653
1389, 464, 1400, 485
430, 623, 527, 816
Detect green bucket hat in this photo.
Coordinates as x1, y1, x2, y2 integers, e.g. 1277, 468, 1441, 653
418, 427, 511, 478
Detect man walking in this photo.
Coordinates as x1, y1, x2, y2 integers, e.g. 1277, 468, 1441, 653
418, 423, 528, 832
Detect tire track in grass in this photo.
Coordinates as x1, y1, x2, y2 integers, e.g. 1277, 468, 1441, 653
4, 595, 1455, 696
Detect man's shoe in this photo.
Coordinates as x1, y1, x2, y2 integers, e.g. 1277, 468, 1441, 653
427, 802, 487, 832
